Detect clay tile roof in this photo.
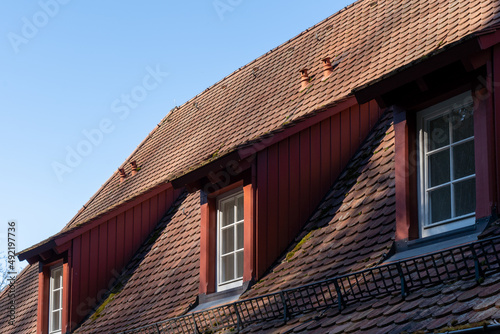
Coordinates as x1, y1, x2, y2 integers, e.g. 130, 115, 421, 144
25, 0, 499, 248
0, 264, 38, 334
86, 111, 500, 334
233, 113, 500, 333
243, 110, 395, 299
12, 0, 500, 332
239, 272, 500, 334
78, 108, 395, 334
73, 190, 200, 333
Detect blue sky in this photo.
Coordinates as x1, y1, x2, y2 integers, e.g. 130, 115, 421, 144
0, 0, 352, 266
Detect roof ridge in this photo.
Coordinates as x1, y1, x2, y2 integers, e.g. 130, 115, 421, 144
165, 0, 362, 113
62, 0, 364, 232
27, 0, 500, 256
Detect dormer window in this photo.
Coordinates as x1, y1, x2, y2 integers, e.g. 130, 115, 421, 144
49, 266, 63, 334
417, 93, 476, 237
198, 178, 255, 300
217, 190, 244, 291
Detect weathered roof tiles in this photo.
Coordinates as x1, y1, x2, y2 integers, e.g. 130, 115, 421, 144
73, 191, 201, 333
52, 0, 500, 237
244, 110, 395, 300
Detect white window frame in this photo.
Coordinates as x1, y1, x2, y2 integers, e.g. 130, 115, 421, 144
417, 92, 476, 238
216, 188, 244, 291
49, 265, 63, 334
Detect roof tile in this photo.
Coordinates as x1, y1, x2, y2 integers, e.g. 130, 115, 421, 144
0, 265, 38, 334
74, 191, 200, 333
23, 0, 500, 256
15, 0, 500, 332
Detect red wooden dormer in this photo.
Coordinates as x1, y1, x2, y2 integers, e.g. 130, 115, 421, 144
173, 97, 382, 301
19, 181, 183, 333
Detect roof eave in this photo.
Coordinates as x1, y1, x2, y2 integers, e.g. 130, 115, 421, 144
353, 35, 483, 106
18, 181, 175, 263
18, 239, 56, 263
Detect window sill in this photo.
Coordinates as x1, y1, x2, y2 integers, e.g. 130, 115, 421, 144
194, 281, 252, 312
387, 216, 491, 262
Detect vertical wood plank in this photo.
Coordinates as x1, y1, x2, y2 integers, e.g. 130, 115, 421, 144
278, 140, 290, 254
125, 209, 135, 262
158, 190, 167, 221
267, 144, 279, 267
37, 266, 49, 333
310, 122, 322, 207
243, 183, 255, 282
360, 102, 371, 140
493, 46, 500, 207
299, 128, 311, 224
256, 150, 268, 278
133, 205, 142, 251
474, 81, 497, 218
88, 227, 99, 300
370, 99, 380, 127
116, 213, 125, 271
107, 217, 117, 275
150, 194, 159, 232
199, 201, 210, 294
173, 188, 182, 202
98, 223, 108, 293
166, 187, 174, 210
350, 104, 361, 154
288, 133, 301, 242
208, 198, 217, 292
70, 237, 81, 328
320, 118, 331, 194
394, 114, 411, 241
62, 260, 71, 333
331, 114, 341, 182
340, 109, 351, 171
142, 200, 151, 240
79, 231, 90, 310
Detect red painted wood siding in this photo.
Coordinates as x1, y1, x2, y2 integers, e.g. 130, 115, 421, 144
255, 101, 381, 277
68, 187, 182, 329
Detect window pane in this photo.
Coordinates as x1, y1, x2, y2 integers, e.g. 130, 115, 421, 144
221, 254, 235, 282
51, 311, 61, 331
429, 115, 449, 150
58, 273, 63, 289
453, 141, 475, 179
52, 290, 61, 310
236, 251, 244, 279
429, 150, 450, 187
221, 226, 234, 254
236, 223, 244, 250
222, 200, 234, 227
455, 178, 476, 217
52, 269, 62, 289
430, 186, 451, 224
452, 104, 474, 142
236, 196, 244, 221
